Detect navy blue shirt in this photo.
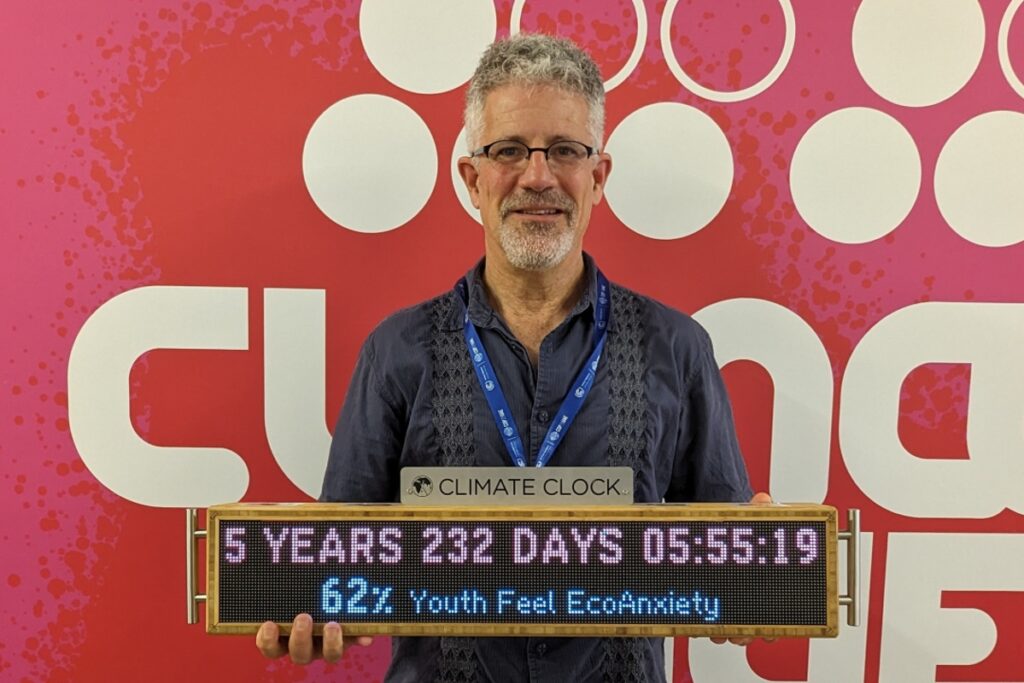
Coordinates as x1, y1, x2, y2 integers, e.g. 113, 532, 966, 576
322, 255, 752, 682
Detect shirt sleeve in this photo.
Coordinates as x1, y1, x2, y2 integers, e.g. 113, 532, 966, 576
319, 333, 406, 503
666, 331, 753, 503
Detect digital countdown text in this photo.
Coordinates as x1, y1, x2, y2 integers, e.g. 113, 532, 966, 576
215, 519, 829, 627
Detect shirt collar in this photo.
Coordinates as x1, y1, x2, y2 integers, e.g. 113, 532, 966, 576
443, 252, 610, 332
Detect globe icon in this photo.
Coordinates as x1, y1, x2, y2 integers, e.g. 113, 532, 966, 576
409, 476, 433, 497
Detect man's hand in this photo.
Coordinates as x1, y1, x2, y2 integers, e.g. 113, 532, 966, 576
710, 491, 774, 647
256, 614, 373, 664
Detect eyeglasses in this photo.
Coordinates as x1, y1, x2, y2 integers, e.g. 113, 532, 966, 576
469, 140, 598, 171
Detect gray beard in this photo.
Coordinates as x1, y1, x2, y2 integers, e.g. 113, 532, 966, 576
497, 218, 576, 271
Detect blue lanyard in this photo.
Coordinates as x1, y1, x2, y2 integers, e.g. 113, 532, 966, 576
456, 271, 610, 467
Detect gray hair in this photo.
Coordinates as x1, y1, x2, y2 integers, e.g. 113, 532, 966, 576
464, 33, 605, 152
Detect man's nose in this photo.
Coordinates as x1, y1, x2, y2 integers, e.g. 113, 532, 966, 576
518, 149, 558, 190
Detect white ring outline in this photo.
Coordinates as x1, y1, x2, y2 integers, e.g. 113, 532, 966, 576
999, 0, 1024, 99
660, 0, 795, 102
510, 0, 647, 92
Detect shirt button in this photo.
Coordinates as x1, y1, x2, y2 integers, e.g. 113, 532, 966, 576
537, 410, 550, 423
535, 643, 547, 656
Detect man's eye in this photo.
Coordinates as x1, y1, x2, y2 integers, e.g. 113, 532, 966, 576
492, 145, 524, 159
551, 144, 584, 159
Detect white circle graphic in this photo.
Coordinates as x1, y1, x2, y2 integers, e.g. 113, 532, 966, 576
790, 107, 920, 244
999, 0, 1024, 99
302, 95, 437, 233
451, 127, 482, 225
605, 103, 733, 240
660, 0, 795, 102
360, 0, 496, 94
852, 0, 984, 107
510, 0, 647, 92
935, 110, 1024, 247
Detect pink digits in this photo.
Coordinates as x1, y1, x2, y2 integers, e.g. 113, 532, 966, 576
423, 527, 444, 564
423, 526, 496, 564
224, 526, 246, 563
447, 526, 469, 563
796, 528, 819, 563
731, 527, 754, 564
667, 527, 690, 563
705, 527, 728, 564
472, 527, 494, 563
773, 528, 789, 565
642, 527, 691, 564
643, 527, 664, 562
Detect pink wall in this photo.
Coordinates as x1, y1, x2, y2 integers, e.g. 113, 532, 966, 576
2, 1, 1023, 681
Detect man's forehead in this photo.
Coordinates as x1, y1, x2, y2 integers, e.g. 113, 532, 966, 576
480, 83, 591, 138
482, 81, 586, 108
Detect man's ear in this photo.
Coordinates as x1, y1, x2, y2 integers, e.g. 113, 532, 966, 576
590, 152, 612, 205
457, 156, 482, 209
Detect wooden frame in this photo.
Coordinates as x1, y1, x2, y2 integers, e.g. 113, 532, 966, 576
207, 503, 839, 638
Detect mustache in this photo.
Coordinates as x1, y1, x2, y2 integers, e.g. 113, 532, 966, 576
500, 190, 575, 218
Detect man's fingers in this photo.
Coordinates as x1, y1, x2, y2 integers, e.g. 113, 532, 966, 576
260, 616, 371, 665
750, 491, 772, 505
288, 614, 315, 664
710, 635, 760, 646
256, 621, 286, 659
322, 622, 344, 663
343, 635, 375, 649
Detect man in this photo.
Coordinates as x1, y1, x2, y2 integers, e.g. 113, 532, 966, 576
257, 33, 764, 681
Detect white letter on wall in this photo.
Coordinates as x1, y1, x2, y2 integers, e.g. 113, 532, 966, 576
263, 288, 331, 498
68, 286, 249, 507
841, 303, 1024, 517
881, 533, 1024, 681
695, 298, 833, 502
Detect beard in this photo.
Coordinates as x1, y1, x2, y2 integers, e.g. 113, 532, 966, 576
497, 189, 578, 271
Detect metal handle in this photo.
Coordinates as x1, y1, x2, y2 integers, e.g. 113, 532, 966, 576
837, 508, 861, 627
186, 508, 207, 625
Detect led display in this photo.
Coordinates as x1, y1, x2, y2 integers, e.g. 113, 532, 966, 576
207, 505, 838, 637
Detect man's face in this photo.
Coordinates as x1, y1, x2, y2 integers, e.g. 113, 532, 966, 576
458, 84, 612, 272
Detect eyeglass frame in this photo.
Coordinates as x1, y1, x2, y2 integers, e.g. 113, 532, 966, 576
468, 139, 601, 168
